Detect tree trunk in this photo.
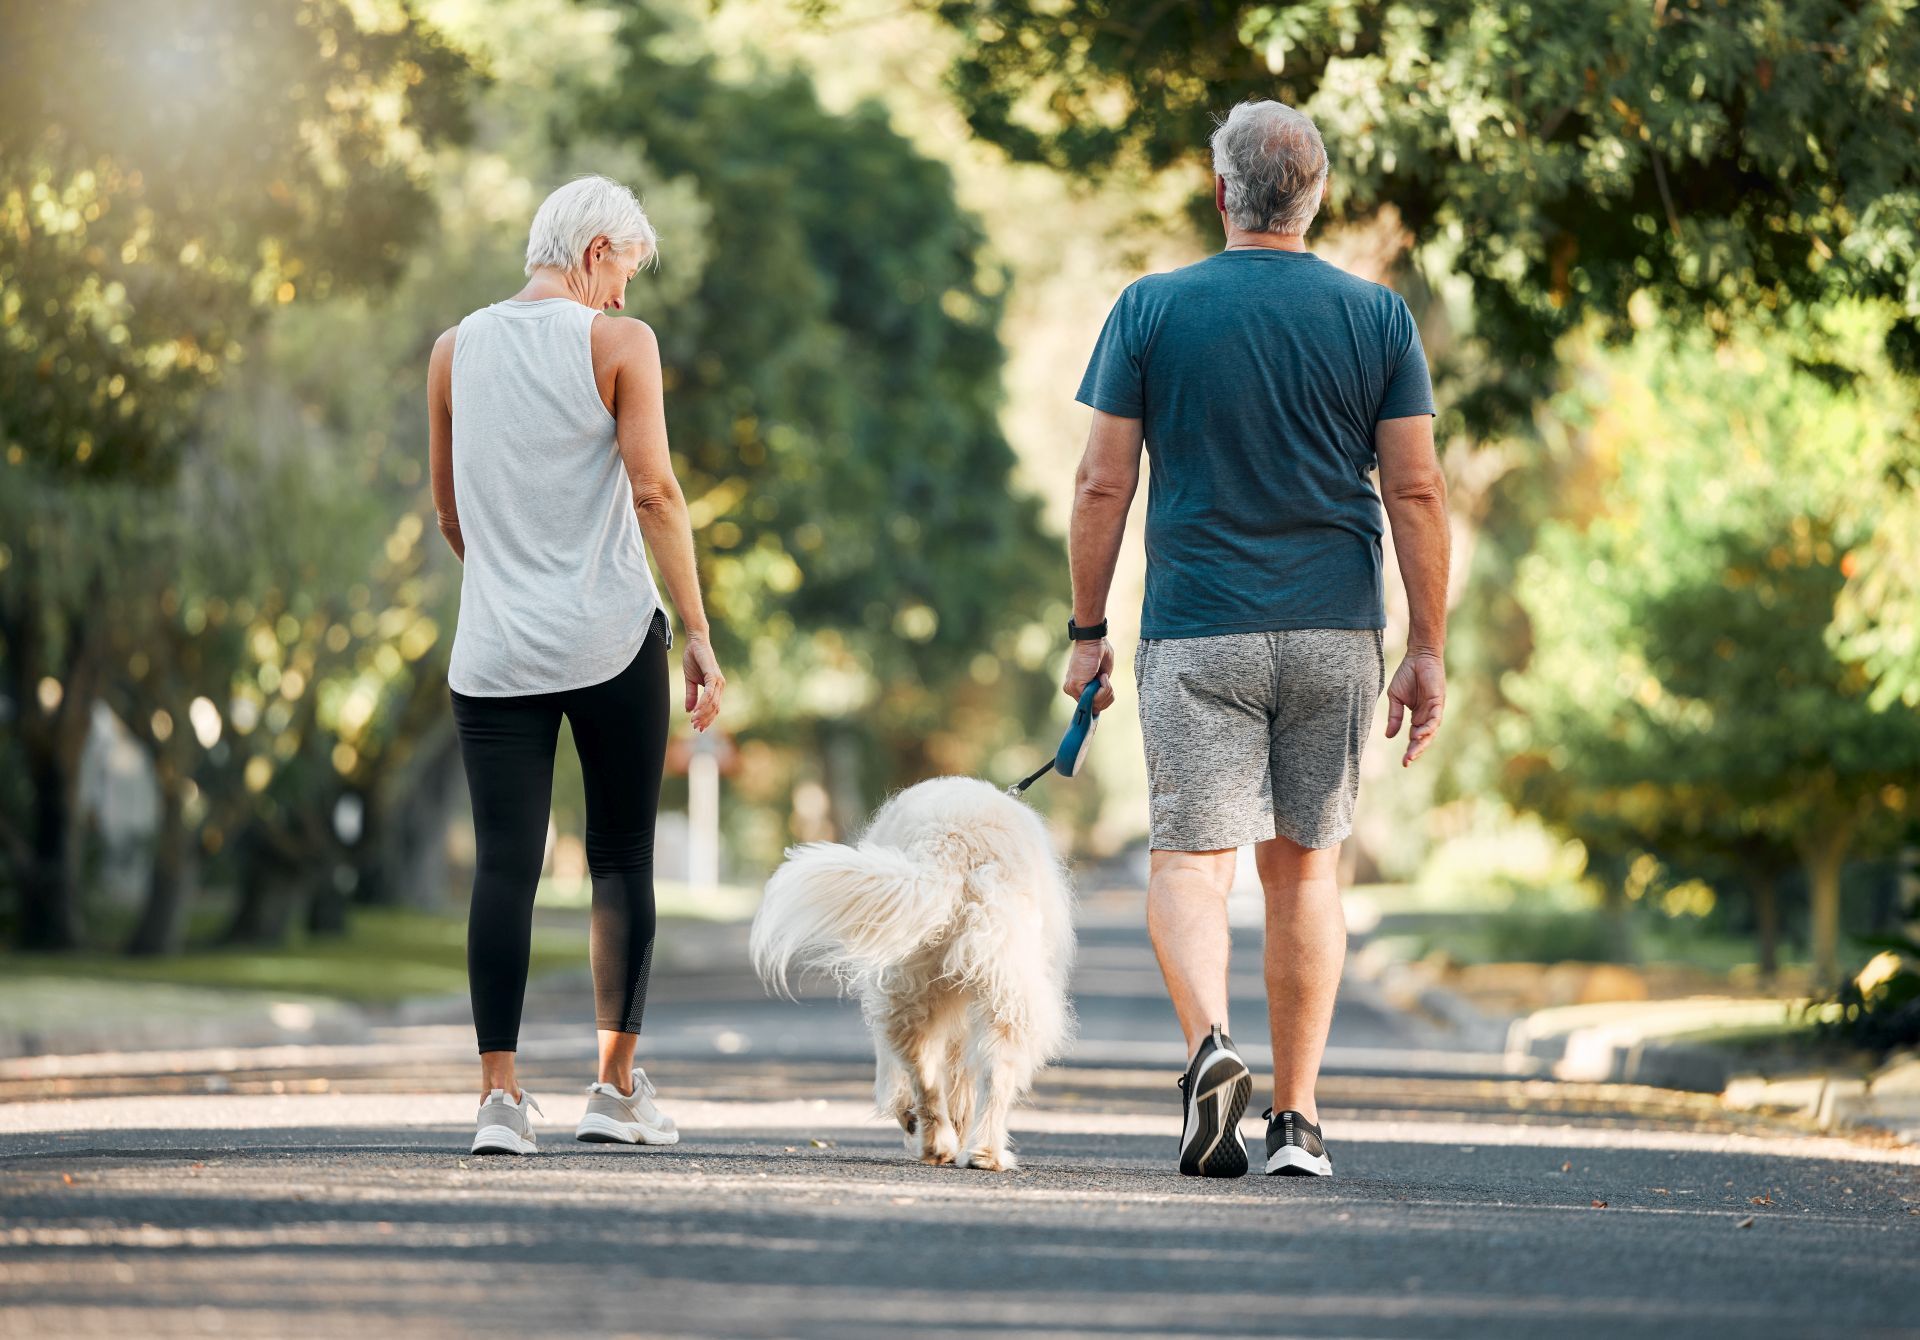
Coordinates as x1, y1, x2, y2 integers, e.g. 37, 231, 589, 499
307, 867, 352, 936
1600, 873, 1635, 963
1803, 828, 1852, 987
127, 774, 196, 956
19, 741, 86, 948
223, 831, 309, 946
224, 873, 305, 946
356, 718, 461, 910
821, 725, 865, 842
1752, 872, 1780, 985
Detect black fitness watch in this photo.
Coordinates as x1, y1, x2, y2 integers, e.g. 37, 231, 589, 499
1067, 617, 1109, 642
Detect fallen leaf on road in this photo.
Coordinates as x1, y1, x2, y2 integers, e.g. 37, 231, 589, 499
1736, 1216, 1755, 1229
809, 1139, 834, 1149
1591, 1200, 1608, 1209
60, 1174, 73, 1186
1651, 1188, 1669, 1195
457, 1161, 468, 1170
1750, 1194, 1772, 1206
191, 1162, 205, 1170
1560, 1161, 1571, 1173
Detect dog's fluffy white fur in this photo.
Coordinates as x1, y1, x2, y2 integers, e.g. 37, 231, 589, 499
750, 776, 1075, 1171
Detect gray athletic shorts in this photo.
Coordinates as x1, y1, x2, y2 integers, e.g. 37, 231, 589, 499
1134, 627, 1384, 852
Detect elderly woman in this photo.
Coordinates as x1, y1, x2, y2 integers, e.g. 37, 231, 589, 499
427, 175, 725, 1155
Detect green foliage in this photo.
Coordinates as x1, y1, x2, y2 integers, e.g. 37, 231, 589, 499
1, 0, 1067, 952
0, 0, 476, 481
0, 1, 479, 948
1817, 927, 1920, 1054
927, 0, 1920, 425
571, 5, 1061, 799
1500, 322, 1920, 979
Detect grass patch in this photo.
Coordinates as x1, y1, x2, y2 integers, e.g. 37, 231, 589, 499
0, 907, 587, 1005
535, 875, 761, 921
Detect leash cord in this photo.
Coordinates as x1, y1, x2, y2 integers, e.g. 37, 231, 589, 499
1006, 758, 1056, 796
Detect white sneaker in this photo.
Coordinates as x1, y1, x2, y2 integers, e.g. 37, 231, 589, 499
471, 1088, 544, 1155
575, 1067, 680, 1145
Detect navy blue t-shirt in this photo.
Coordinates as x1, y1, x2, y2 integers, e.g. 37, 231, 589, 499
1076, 250, 1434, 638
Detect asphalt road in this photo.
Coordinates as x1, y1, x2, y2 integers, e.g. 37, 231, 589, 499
3, 888, 1917, 1338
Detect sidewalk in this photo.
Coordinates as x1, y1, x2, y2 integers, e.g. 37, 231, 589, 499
1349, 941, 1920, 1147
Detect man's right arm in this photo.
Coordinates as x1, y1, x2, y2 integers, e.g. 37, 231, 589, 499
1375, 414, 1449, 766
1063, 409, 1144, 712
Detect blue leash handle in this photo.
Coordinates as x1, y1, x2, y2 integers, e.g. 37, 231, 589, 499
1007, 678, 1105, 796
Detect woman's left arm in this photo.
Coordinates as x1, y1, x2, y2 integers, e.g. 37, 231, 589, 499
427, 326, 463, 561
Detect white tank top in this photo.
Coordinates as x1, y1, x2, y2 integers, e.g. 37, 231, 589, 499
446, 297, 666, 696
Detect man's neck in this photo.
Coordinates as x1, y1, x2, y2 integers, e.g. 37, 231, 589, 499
1221, 227, 1309, 253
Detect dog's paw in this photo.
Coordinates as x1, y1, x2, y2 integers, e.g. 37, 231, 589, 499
918, 1120, 960, 1165
959, 1146, 1017, 1173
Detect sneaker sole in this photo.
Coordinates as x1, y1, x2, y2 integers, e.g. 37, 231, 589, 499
575, 1110, 680, 1146
1264, 1145, 1333, 1177
1179, 1052, 1252, 1178
470, 1124, 536, 1156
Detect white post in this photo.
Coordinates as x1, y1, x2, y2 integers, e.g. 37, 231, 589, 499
687, 733, 720, 892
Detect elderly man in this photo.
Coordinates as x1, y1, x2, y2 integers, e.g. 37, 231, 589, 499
1063, 99, 1449, 1178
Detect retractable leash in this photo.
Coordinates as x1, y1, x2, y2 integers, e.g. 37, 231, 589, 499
1007, 677, 1105, 797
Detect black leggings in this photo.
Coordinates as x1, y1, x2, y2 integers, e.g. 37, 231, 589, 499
450, 610, 669, 1054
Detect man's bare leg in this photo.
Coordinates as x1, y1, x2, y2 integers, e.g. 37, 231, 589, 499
1147, 848, 1238, 1052
1256, 834, 1346, 1123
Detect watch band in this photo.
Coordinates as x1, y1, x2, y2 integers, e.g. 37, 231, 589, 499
1067, 617, 1108, 642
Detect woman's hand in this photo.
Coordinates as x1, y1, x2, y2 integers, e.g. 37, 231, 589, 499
682, 632, 725, 732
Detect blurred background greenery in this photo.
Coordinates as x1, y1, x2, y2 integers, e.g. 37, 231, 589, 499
2, 0, 1917, 1047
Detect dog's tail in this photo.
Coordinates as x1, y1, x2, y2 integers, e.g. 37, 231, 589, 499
750, 842, 956, 997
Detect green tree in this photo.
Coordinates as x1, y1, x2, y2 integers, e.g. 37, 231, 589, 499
0, 0, 475, 948
571, 4, 1061, 831
1502, 323, 1920, 984
923, 1, 1920, 423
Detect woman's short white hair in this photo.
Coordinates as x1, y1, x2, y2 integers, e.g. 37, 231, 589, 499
524, 174, 658, 276
1210, 100, 1329, 236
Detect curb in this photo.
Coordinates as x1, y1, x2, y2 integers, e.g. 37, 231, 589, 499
1723, 1054, 1920, 1146
1347, 938, 1517, 1054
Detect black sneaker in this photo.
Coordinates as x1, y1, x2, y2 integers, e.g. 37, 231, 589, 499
1176, 1024, 1252, 1177
1263, 1108, 1332, 1176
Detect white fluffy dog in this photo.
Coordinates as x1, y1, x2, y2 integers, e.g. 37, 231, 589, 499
750, 776, 1075, 1171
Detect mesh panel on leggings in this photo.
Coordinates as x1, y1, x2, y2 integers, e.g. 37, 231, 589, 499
623, 937, 654, 1035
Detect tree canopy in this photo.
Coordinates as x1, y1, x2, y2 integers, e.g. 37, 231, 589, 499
1500, 319, 1920, 981
927, 0, 1920, 426
0, 0, 474, 480
572, 6, 1061, 796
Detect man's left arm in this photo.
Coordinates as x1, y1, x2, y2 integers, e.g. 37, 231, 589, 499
1063, 409, 1144, 711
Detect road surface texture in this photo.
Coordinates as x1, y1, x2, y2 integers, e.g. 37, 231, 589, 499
4, 887, 1916, 1338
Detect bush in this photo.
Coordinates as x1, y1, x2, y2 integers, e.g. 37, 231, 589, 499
1817, 931, 1920, 1054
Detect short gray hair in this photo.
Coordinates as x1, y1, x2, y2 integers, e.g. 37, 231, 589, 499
524, 174, 658, 276
1209, 100, 1329, 236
